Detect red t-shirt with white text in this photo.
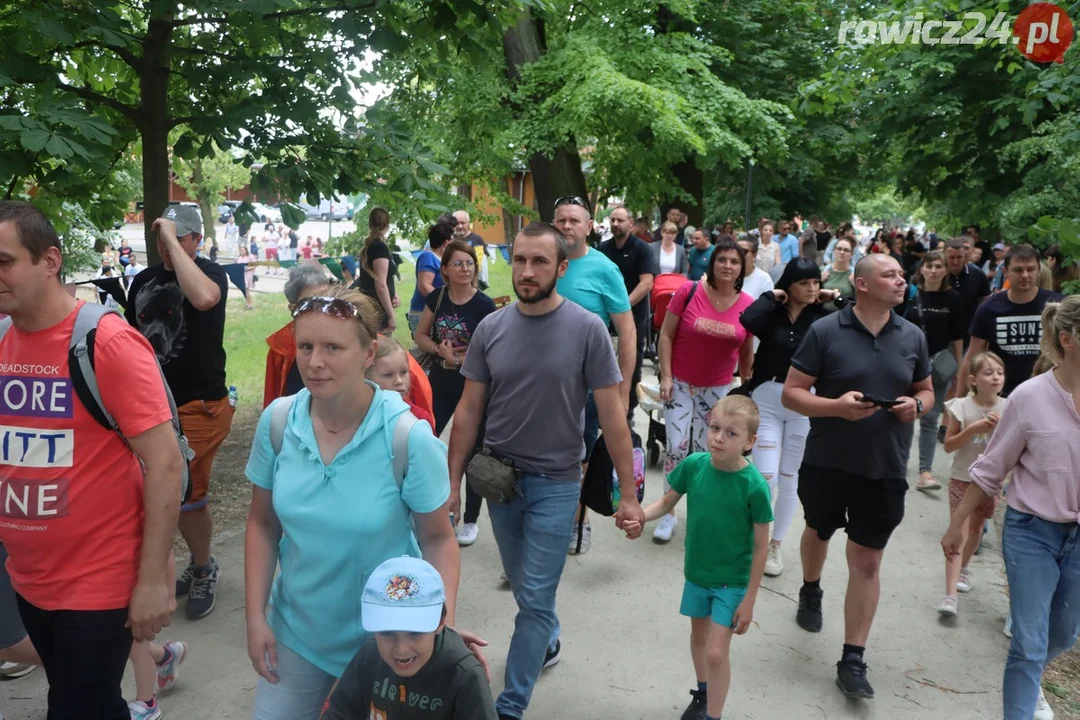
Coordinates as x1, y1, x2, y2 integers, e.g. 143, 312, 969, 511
0, 302, 173, 610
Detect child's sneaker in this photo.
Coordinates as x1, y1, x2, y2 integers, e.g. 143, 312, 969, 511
653, 514, 678, 543
680, 688, 707, 720
156, 641, 188, 692
957, 567, 972, 593
937, 595, 958, 617
456, 523, 480, 547
1003, 612, 1013, 638
568, 523, 591, 555
129, 698, 162, 720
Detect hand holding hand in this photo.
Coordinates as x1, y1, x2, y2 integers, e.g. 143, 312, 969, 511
127, 579, 174, 642
615, 498, 645, 540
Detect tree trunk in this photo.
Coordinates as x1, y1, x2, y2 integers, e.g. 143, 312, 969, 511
191, 160, 217, 244
140, 16, 174, 266
501, 174, 516, 246
668, 160, 704, 228
503, 10, 589, 223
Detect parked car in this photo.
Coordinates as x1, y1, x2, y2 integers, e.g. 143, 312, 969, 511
298, 200, 347, 221
218, 200, 241, 223
248, 202, 282, 223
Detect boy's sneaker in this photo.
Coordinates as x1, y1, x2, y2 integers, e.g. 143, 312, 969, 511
836, 658, 874, 699
456, 523, 480, 547
764, 543, 783, 577
156, 641, 188, 692
796, 583, 823, 633
1035, 687, 1055, 720
680, 688, 707, 720
128, 699, 162, 720
937, 595, 958, 617
956, 567, 972, 593
185, 561, 220, 619
652, 514, 677, 543
175, 557, 195, 598
568, 524, 591, 555
542, 640, 561, 670
1003, 613, 1013, 638
0, 661, 35, 679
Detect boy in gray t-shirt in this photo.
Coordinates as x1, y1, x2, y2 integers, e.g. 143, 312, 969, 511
461, 299, 621, 481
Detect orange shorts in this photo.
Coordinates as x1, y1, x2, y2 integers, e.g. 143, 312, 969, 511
179, 398, 235, 511
948, 478, 997, 520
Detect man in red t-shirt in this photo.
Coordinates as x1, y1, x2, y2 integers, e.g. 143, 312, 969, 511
0, 201, 183, 719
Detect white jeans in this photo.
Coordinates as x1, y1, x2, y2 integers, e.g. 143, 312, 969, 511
663, 379, 731, 491
751, 381, 809, 543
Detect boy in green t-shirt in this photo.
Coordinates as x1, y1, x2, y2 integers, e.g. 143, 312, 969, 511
625, 395, 772, 720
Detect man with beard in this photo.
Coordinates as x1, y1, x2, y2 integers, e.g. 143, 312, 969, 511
447, 222, 644, 720
599, 205, 657, 423
782, 254, 933, 700
554, 196, 636, 555
126, 205, 232, 620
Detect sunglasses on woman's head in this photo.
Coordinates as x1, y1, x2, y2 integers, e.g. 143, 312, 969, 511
291, 296, 358, 319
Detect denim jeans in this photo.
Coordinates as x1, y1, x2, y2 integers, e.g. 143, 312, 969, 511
252, 642, 336, 720
487, 473, 581, 718
1002, 507, 1080, 719
917, 374, 949, 473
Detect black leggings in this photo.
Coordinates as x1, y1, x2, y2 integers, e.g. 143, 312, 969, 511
432, 372, 487, 525
17, 596, 132, 720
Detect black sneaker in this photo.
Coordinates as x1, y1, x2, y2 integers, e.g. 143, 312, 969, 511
185, 559, 220, 619
175, 556, 195, 598
542, 640, 561, 670
796, 584, 823, 633
680, 689, 707, 720
836, 657, 874, 698
937, 424, 947, 444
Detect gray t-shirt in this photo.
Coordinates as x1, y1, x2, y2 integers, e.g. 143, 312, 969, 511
790, 305, 931, 480
461, 299, 622, 480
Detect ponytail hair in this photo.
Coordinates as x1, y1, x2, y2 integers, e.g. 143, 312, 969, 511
359, 207, 391, 277
1040, 295, 1080, 364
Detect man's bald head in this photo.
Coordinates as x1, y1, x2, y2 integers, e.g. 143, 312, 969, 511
452, 210, 471, 239
854, 253, 896, 281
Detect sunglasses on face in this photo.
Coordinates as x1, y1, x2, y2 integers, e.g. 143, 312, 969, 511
292, 296, 358, 319
554, 196, 592, 214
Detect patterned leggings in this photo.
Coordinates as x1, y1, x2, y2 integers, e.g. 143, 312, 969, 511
663, 378, 731, 491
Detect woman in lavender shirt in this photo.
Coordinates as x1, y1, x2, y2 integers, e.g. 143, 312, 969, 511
942, 295, 1080, 720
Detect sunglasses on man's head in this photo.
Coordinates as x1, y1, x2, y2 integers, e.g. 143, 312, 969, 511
554, 196, 592, 214
292, 296, 358, 319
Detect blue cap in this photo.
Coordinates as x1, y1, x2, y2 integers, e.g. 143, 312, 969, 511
361, 557, 445, 633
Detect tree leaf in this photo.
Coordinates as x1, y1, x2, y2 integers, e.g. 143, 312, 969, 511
19, 128, 51, 152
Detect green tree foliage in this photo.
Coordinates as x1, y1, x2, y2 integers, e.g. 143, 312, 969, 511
0, 0, 486, 264
173, 147, 253, 243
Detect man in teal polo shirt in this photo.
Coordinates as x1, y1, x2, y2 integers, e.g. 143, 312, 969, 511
553, 196, 635, 555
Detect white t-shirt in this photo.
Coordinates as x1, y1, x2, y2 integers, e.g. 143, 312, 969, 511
944, 395, 1007, 482
659, 246, 678, 274
742, 267, 775, 301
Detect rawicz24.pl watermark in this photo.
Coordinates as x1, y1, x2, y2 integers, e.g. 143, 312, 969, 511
838, 3, 1074, 63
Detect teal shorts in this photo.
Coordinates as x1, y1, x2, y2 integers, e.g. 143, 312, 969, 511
679, 580, 747, 627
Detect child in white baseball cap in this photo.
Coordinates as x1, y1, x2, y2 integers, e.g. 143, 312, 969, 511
320, 557, 497, 719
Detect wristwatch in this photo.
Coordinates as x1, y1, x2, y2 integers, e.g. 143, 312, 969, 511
915, 398, 924, 415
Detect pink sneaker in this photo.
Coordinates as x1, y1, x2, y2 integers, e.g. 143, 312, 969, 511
156, 641, 188, 692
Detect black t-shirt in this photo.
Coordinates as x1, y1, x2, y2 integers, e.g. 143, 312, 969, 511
970, 288, 1063, 396
353, 238, 397, 304
906, 289, 965, 356
464, 232, 486, 248
598, 235, 659, 327
816, 230, 832, 252
124, 257, 229, 406
948, 263, 991, 337
288, 230, 300, 249
425, 288, 497, 378
741, 292, 835, 387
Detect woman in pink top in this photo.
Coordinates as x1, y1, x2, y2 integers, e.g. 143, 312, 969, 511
942, 296, 1080, 720
654, 238, 755, 542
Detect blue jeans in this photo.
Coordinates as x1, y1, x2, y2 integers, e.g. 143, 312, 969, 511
1002, 507, 1080, 719
252, 642, 336, 720
487, 473, 581, 718
917, 374, 949, 473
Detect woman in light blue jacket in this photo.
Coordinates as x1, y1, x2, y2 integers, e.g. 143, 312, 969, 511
244, 287, 478, 720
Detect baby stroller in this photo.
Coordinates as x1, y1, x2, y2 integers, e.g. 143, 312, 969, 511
646, 272, 691, 367
637, 381, 666, 468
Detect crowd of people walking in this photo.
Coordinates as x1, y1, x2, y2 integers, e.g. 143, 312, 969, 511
0, 198, 1075, 720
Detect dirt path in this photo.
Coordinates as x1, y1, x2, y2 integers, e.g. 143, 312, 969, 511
0, 409, 1046, 719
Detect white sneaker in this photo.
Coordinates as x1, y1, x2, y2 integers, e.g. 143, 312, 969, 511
957, 567, 972, 593
652, 514, 677, 543
456, 523, 479, 546
1004, 612, 1013, 638
764, 543, 784, 577
1035, 687, 1055, 720
937, 595, 958, 617
568, 523, 592, 555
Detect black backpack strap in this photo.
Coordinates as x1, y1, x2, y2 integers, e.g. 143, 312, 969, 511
689, 281, 699, 302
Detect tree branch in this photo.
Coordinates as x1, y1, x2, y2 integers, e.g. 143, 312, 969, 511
170, 1, 376, 27
64, 40, 142, 70
55, 80, 141, 123
4, 175, 20, 200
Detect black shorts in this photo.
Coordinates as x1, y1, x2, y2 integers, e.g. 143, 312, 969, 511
797, 463, 907, 550
0, 545, 27, 650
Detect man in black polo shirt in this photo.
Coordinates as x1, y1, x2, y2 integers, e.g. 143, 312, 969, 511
782, 254, 933, 701
599, 205, 657, 422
